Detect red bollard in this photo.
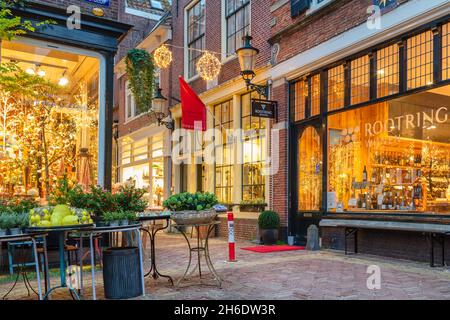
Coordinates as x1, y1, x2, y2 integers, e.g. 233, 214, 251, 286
227, 212, 236, 262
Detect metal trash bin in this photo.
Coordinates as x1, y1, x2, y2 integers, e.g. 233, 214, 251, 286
102, 247, 142, 299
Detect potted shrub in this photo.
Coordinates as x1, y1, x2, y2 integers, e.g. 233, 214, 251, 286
126, 211, 137, 225
240, 199, 267, 213
7, 214, 22, 235
119, 211, 129, 226
102, 212, 119, 227
163, 192, 218, 225
258, 211, 280, 245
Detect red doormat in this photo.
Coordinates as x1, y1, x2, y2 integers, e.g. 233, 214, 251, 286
240, 245, 306, 253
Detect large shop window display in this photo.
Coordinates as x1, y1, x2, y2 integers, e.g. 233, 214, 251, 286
328, 86, 450, 214
0, 40, 99, 201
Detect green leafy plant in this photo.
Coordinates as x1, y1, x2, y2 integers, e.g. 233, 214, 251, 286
258, 211, 280, 230
0, 213, 16, 229
125, 211, 137, 222
6, 198, 38, 214
125, 48, 155, 113
115, 185, 147, 213
67, 185, 91, 209
102, 212, 115, 223
163, 192, 218, 212
86, 186, 119, 217
240, 198, 266, 205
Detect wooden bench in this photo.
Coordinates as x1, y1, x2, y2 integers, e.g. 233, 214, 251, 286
319, 219, 450, 267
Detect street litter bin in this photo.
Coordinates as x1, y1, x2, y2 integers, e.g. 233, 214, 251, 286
102, 247, 142, 299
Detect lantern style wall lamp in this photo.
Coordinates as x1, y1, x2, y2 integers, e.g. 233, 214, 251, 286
236, 35, 269, 98
152, 87, 175, 130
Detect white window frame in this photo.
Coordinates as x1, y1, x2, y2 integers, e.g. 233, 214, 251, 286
306, 0, 334, 15
125, 81, 144, 123
124, 0, 165, 20
184, 0, 206, 81
221, 0, 251, 64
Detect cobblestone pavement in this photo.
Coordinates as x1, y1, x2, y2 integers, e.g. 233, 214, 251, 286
1, 232, 450, 300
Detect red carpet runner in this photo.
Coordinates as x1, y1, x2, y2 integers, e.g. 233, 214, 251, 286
240, 245, 306, 253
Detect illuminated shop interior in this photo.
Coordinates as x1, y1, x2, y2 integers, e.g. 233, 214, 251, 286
294, 24, 450, 215
0, 40, 100, 201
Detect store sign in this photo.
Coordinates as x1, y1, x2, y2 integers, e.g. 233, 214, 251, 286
364, 107, 449, 137
373, 0, 397, 12
251, 99, 277, 119
85, 0, 110, 7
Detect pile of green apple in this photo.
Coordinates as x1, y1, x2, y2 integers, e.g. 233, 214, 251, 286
29, 205, 94, 228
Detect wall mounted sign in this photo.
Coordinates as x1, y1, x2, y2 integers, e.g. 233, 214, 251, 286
251, 99, 277, 119
374, 0, 397, 12
85, 0, 110, 7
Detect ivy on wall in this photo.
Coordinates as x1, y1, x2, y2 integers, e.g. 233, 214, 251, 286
125, 48, 155, 113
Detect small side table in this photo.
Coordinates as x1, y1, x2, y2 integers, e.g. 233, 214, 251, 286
175, 220, 222, 288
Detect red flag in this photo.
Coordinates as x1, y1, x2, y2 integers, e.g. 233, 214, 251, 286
180, 76, 206, 131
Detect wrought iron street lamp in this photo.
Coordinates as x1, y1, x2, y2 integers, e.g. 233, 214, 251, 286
236, 34, 269, 98
152, 87, 174, 130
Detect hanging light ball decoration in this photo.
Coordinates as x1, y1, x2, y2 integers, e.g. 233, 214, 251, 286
153, 45, 173, 69
196, 52, 221, 81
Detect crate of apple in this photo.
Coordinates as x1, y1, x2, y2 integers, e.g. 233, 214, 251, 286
29, 205, 94, 228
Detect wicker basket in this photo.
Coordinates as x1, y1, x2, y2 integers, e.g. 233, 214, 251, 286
171, 209, 217, 225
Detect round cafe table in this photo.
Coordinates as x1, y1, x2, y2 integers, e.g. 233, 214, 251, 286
26, 224, 93, 300
174, 220, 222, 288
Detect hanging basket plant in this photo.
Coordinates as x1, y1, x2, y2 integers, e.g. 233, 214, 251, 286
125, 48, 155, 113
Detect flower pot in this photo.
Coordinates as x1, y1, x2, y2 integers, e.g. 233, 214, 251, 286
171, 209, 217, 225
0, 229, 6, 237
120, 220, 129, 226
9, 228, 22, 236
109, 221, 119, 227
261, 229, 278, 246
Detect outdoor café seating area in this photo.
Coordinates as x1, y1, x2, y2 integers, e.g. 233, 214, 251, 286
0, 183, 226, 300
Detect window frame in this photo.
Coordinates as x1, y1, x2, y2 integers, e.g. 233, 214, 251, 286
224, 0, 251, 58
184, 0, 206, 80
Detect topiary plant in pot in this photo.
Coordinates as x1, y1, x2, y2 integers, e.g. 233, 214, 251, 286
258, 211, 280, 245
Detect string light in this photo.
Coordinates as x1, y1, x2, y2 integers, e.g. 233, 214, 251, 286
153, 44, 173, 69
196, 52, 221, 81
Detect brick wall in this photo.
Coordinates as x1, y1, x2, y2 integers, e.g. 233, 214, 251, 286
168, 0, 272, 106
217, 216, 258, 241
270, 0, 410, 64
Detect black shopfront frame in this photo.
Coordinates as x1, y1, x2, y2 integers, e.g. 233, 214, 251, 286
11, 2, 132, 190
288, 15, 450, 244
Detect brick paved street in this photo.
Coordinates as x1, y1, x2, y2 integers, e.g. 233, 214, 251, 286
1, 233, 450, 300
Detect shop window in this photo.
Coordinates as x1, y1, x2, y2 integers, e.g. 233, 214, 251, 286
377, 44, 399, 98
443, 23, 450, 81
121, 142, 132, 165
225, 0, 250, 55
327, 86, 450, 214
214, 100, 234, 204
186, 0, 206, 78
327, 65, 345, 111
407, 31, 434, 90
293, 80, 307, 121
351, 56, 370, 105
310, 74, 321, 116
298, 127, 322, 211
0, 40, 100, 199
242, 92, 266, 202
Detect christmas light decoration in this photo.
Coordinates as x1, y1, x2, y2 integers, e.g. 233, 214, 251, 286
153, 45, 173, 69
196, 51, 221, 81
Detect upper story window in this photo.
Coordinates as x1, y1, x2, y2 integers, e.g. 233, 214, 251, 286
307, 0, 334, 14
125, 81, 143, 121
291, 0, 334, 17
225, 0, 251, 56
186, 0, 206, 79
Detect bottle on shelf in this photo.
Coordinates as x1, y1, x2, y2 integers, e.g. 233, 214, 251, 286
363, 166, 368, 183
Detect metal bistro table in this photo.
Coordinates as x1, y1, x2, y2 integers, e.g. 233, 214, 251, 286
26, 224, 93, 300
175, 220, 222, 288
80, 223, 145, 300
0, 232, 48, 300
138, 212, 174, 285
